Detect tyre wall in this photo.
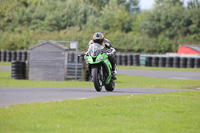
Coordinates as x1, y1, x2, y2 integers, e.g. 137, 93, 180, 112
0, 50, 27, 62
11, 61, 26, 79
1, 51, 200, 68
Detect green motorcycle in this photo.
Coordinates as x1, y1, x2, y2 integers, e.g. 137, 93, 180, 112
83, 43, 115, 92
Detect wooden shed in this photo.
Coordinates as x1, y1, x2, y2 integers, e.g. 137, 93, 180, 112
28, 41, 68, 81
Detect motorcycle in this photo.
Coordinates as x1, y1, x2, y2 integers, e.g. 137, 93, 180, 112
80, 43, 115, 92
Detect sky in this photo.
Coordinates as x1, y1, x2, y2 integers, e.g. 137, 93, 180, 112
140, 0, 155, 10
140, 0, 191, 10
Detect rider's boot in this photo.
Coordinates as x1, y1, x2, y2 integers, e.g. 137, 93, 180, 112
111, 64, 117, 80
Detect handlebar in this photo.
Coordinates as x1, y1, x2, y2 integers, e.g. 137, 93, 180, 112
78, 53, 87, 57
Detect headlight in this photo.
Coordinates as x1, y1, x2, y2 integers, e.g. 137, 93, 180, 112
97, 56, 104, 61
86, 58, 93, 62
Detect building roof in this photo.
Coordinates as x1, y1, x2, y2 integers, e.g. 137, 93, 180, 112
29, 41, 68, 51
177, 44, 200, 55
186, 45, 200, 52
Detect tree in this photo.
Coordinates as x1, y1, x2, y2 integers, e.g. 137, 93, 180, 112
124, 0, 140, 13
154, 0, 183, 8
111, 7, 130, 32
101, 0, 118, 30
187, 0, 200, 8
83, 0, 109, 10
132, 12, 145, 35
139, 0, 185, 38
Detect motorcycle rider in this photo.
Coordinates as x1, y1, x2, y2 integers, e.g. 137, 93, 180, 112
88, 32, 117, 79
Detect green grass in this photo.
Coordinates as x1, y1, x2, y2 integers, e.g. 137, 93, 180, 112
0, 62, 11, 66
116, 74, 200, 89
117, 66, 200, 71
0, 71, 93, 87
0, 71, 199, 89
0, 91, 200, 133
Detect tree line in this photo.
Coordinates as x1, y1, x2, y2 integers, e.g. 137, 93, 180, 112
0, 0, 200, 53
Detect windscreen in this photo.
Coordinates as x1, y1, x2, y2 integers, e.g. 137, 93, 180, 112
88, 43, 103, 57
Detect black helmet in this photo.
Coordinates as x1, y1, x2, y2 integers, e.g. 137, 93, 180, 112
93, 32, 104, 45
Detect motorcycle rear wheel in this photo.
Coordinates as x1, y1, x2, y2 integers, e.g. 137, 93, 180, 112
92, 68, 102, 92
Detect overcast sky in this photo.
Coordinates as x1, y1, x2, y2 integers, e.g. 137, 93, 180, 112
140, 0, 191, 10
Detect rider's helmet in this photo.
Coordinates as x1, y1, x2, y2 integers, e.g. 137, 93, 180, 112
93, 32, 104, 45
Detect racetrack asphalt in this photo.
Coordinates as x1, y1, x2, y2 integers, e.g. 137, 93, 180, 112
0, 87, 197, 107
118, 69, 200, 80
0, 66, 199, 107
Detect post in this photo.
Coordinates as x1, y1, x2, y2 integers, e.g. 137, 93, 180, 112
76, 42, 78, 79
81, 61, 86, 81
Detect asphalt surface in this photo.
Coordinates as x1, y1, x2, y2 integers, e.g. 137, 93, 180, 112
118, 69, 200, 80
0, 87, 196, 107
0, 66, 11, 71
0, 66, 199, 107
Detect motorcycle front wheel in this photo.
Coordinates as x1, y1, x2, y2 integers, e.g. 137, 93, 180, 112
92, 68, 102, 92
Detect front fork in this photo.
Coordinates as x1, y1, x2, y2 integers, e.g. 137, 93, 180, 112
89, 65, 104, 82
99, 67, 103, 81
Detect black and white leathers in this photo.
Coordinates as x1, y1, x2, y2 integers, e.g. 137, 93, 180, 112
88, 38, 116, 55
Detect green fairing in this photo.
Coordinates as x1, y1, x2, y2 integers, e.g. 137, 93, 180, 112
85, 53, 112, 84
104, 59, 112, 84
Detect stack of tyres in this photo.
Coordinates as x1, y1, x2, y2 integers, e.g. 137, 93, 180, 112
133, 54, 140, 66
152, 57, 159, 67
16, 51, 22, 61
115, 54, 118, 65
127, 54, 133, 66
116, 54, 122, 66
121, 54, 128, 66
187, 58, 195, 68
166, 57, 173, 67
6, 51, 11, 62
85, 70, 90, 81
11, 61, 26, 79
158, 57, 166, 67
145, 56, 152, 67
11, 51, 17, 61
1, 50, 6, 62
180, 57, 187, 68
194, 58, 200, 68
173, 57, 180, 68
68, 52, 75, 63
21, 61, 26, 79
21, 51, 27, 62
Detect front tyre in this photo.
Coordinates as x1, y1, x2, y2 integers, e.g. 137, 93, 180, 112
105, 80, 115, 92
92, 68, 102, 92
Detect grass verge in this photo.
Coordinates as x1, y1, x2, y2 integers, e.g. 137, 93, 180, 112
0, 91, 199, 133
117, 66, 200, 71
0, 62, 11, 66
0, 71, 199, 89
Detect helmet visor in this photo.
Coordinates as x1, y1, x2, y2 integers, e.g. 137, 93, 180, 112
94, 39, 103, 45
